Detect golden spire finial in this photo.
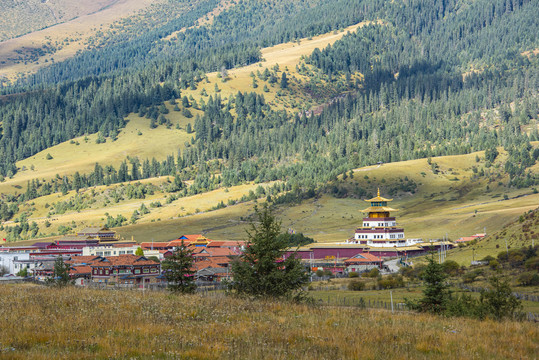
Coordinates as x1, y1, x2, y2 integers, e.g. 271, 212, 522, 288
377, 188, 380, 197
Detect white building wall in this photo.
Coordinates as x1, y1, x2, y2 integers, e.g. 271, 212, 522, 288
362, 221, 397, 227
82, 246, 138, 257
354, 233, 404, 240
0, 253, 30, 274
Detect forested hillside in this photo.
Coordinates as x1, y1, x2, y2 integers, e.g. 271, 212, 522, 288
0, 0, 538, 241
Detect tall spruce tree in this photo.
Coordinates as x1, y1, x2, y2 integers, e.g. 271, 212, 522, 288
51, 256, 71, 287
229, 204, 308, 299
162, 241, 196, 293
417, 254, 450, 313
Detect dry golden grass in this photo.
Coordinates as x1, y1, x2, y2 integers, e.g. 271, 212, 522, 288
0, 284, 536, 359
0, 0, 156, 80
0, 114, 194, 196
0, 0, 116, 41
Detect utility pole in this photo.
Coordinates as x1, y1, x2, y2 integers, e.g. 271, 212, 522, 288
390, 290, 394, 314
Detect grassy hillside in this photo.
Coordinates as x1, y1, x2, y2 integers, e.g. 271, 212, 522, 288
0, 285, 536, 359
445, 206, 539, 265
2, 146, 538, 245
0, 0, 117, 41
0, 23, 358, 195
0, 0, 188, 80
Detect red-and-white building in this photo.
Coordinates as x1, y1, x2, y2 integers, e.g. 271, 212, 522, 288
347, 189, 423, 248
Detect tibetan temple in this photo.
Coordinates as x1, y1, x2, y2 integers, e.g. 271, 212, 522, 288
347, 189, 423, 248
286, 189, 452, 271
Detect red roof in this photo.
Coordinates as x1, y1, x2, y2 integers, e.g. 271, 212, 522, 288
193, 247, 236, 257
193, 257, 231, 270
92, 254, 159, 267
67, 255, 102, 265
69, 265, 93, 276
344, 252, 383, 264
177, 234, 206, 242
456, 236, 477, 243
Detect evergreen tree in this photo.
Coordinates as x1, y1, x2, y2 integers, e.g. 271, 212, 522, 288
50, 256, 71, 287
162, 241, 196, 293
229, 204, 308, 299
480, 276, 522, 320
280, 72, 288, 89
413, 254, 450, 313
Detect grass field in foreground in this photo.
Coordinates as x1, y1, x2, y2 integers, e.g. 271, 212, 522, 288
0, 285, 536, 359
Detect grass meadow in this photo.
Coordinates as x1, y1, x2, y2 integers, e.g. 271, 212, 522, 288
0, 284, 537, 359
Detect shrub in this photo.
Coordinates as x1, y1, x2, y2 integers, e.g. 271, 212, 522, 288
323, 270, 333, 277
524, 256, 539, 270
348, 272, 359, 278
377, 275, 404, 289
489, 260, 499, 269
479, 277, 522, 320
517, 271, 539, 286
348, 280, 365, 291
364, 268, 379, 278
442, 260, 460, 276
315, 269, 324, 277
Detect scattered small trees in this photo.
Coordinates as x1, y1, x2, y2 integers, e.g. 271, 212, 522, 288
162, 241, 196, 293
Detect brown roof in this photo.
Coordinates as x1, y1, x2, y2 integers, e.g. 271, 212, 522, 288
69, 265, 93, 275
66, 256, 103, 265
193, 247, 236, 257
207, 241, 246, 248
193, 257, 231, 270
92, 255, 159, 267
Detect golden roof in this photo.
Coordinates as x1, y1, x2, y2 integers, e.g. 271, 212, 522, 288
361, 206, 398, 213
364, 188, 393, 202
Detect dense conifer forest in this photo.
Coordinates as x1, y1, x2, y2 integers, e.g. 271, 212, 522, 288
0, 0, 538, 235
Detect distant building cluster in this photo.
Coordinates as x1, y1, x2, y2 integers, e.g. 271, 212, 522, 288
0, 188, 484, 283
0, 228, 245, 287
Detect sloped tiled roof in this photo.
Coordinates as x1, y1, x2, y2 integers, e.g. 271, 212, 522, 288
67, 255, 102, 264
177, 234, 205, 242
207, 241, 246, 248
344, 252, 383, 264
69, 265, 93, 275
193, 247, 236, 257
92, 255, 159, 267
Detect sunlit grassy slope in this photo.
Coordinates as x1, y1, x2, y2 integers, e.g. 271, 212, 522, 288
0, 112, 196, 196
0, 22, 364, 196
0, 0, 158, 80
85, 149, 539, 245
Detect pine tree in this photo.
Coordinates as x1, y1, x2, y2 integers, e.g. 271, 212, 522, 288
50, 256, 71, 287
417, 254, 450, 313
229, 204, 308, 299
162, 241, 196, 293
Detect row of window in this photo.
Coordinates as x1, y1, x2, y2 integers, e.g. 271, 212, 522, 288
363, 222, 397, 227
94, 250, 134, 256
93, 267, 158, 275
